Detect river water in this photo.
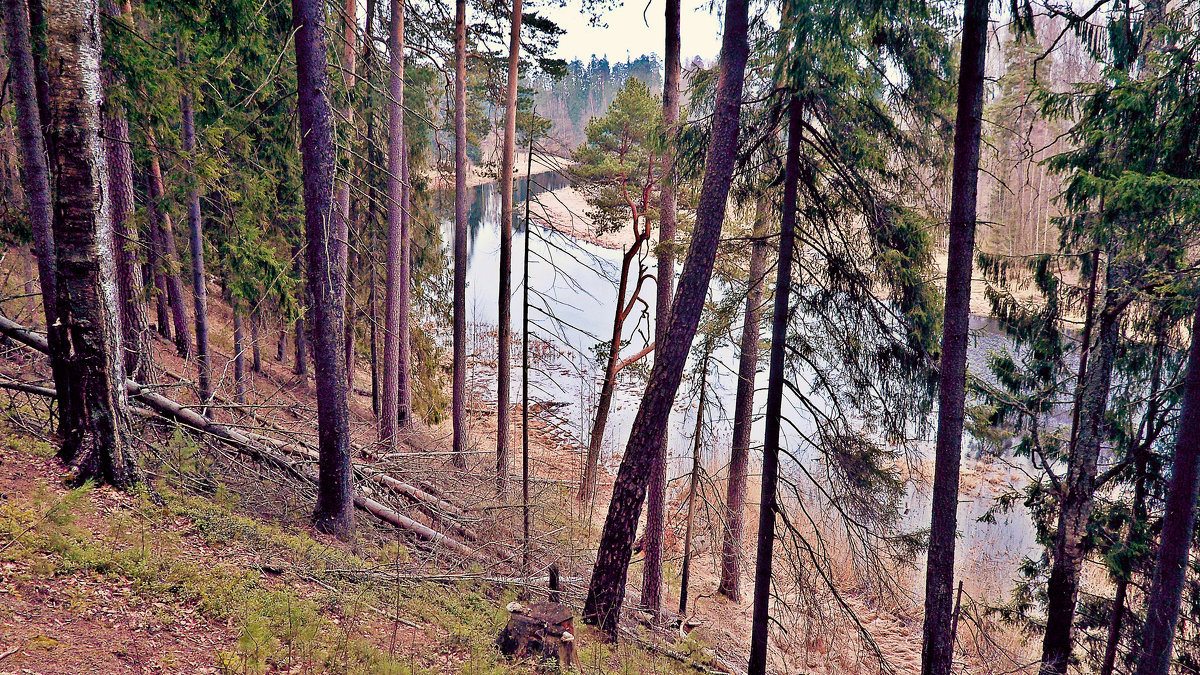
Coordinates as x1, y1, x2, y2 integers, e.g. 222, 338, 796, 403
436, 173, 1039, 594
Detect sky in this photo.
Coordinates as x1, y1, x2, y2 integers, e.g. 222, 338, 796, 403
538, 0, 725, 64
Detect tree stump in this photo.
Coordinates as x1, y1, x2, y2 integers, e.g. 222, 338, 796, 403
496, 601, 578, 669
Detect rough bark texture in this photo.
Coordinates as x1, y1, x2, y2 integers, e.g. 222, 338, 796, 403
1039, 266, 1123, 675
179, 41, 212, 406
47, 0, 136, 486
718, 196, 769, 601
450, 0, 469, 468
496, 0, 523, 495
640, 0, 680, 618
293, 0, 355, 539
100, 0, 148, 382
920, 0, 989, 672
3, 0, 73, 437
1132, 300, 1200, 675
747, 96, 801, 675
581, 0, 749, 638
146, 128, 192, 357
380, 0, 409, 448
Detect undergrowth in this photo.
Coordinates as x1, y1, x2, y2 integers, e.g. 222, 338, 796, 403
0, 421, 697, 674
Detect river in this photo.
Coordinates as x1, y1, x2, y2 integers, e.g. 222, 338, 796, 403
435, 172, 1040, 595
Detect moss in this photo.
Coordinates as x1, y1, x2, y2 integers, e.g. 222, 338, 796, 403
2, 420, 710, 674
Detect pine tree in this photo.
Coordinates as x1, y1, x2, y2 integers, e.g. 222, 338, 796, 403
293, 0, 355, 539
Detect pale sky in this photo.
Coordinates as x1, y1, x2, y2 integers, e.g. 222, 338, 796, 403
538, 0, 725, 64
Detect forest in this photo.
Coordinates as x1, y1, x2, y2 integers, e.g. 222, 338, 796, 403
0, 0, 1199, 673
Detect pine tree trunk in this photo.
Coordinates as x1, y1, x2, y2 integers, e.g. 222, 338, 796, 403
718, 195, 769, 601
1040, 265, 1124, 675
380, 0, 409, 448
46, 0, 136, 487
641, 0, 680, 618
582, 0, 749, 638
100, 0, 148, 383
179, 39, 212, 406
920, 0, 989, 672
146, 127, 192, 357
3, 0, 73, 437
450, 0, 469, 468
1133, 299, 1200, 675
496, 0, 523, 495
747, 95, 802, 675
294, 0, 354, 539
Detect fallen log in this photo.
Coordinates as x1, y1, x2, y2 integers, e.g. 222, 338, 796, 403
0, 316, 485, 560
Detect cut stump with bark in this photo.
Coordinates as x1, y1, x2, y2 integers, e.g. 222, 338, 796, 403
496, 601, 578, 669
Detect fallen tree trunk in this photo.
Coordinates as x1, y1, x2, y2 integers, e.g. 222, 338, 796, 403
0, 315, 484, 559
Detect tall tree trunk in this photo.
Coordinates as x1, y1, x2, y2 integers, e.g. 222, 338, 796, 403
920, 0, 989, 672
1040, 264, 1124, 675
46, 0, 136, 487
337, 0, 357, 388
1133, 299, 1200, 675
179, 39, 212, 407
641, 0, 681, 618
718, 195, 770, 601
293, 0, 355, 539
146, 127, 192, 357
496, 0, 523, 495
3, 0, 73, 437
747, 95, 801, 675
581, 0, 749, 638
232, 306, 247, 404
381, 0, 409, 448
450, 0, 469, 468
100, 0, 149, 383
